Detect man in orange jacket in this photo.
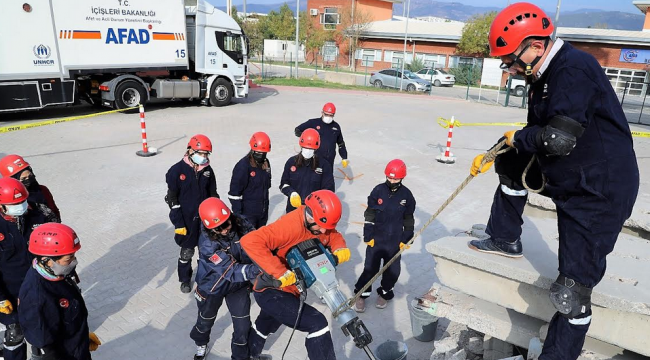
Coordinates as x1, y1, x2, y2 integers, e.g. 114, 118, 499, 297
241, 190, 351, 360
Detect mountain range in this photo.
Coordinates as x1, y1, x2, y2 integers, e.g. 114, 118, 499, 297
211, 0, 645, 31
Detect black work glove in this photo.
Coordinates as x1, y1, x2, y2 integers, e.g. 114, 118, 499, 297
252, 272, 281, 292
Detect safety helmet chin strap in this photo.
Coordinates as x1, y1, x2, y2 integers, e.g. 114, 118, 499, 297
304, 207, 320, 234
511, 38, 550, 77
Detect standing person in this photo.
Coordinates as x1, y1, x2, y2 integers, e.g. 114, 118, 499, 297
280, 129, 334, 213
241, 190, 351, 360
0, 178, 49, 360
190, 198, 261, 360
165, 134, 219, 293
469, 3, 639, 359
353, 159, 415, 312
228, 132, 272, 229
0, 154, 61, 222
19, 223, 100, 360
294, 103, 349, 173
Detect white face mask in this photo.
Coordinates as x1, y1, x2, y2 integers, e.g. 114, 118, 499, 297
301, 148, 315, 159
191, 153, 208, 165
4, 202, 28, 217
322, 116, 334, 124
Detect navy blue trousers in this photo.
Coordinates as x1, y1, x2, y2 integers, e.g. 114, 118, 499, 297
354, 245, 401, 300
190, 286, 251, 360
177, 217, 201, 284
248, 289, 335, 360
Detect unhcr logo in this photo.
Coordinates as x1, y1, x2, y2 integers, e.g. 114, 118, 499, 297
33, 44, 55, 65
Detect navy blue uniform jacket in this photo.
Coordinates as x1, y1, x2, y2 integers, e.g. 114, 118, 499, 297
19, 266, 91, 360
364, 184, 416, 247
195, 214, 261, 296
228, 156, 271, 219
295, 118, 348, 167
280, 156, 335, 213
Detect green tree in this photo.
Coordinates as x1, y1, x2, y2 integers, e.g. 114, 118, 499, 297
264, 4, 296, 61
338, 5, 372, 71
407, 57, 426, 72
456, 11, 497, 57
300, 11, 331, 63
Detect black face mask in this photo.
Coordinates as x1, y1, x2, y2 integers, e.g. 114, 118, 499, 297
20, 175, 38, 190
252, 152, 267, 165
385, 180, 401, 192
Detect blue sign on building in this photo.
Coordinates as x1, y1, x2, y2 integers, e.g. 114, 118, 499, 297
620, 49, 650, 64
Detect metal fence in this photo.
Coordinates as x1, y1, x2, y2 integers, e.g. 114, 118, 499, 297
620, 81, 650, 125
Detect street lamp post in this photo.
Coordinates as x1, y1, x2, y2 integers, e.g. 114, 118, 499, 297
399, 0, 410, 91
551, 0, 562, 40
295, 0, 300, 78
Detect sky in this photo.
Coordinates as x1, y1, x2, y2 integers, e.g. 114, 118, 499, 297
220, 0, 641, 14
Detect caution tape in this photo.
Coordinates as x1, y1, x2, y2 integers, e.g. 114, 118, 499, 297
437, 117, 650, 138
0, 106, 137, 134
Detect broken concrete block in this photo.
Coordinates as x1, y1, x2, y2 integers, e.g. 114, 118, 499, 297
466, 336, 483, 355
483, 335, 513, 360
447, 349, 467, 360
430, 337, 459, 360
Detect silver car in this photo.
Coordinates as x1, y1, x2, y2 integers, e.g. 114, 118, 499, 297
369, 69, 431, 92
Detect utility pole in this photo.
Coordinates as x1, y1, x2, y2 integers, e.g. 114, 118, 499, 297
295, 0, 300, 78
399, 0, 410, 91
243, 0, 247, 22
227, 0, 232, 16
551, 0, 562, 40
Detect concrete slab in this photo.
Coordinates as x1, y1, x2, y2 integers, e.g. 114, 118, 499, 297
427, 215, 650, 355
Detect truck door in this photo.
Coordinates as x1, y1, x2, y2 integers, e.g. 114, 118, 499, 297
214, 30, 245, 77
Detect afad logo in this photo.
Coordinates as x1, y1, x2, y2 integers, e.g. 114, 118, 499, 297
622, 50, 639, 62
33, 44, 55, 66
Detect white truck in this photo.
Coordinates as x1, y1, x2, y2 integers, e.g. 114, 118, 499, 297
0, 0, 248, 113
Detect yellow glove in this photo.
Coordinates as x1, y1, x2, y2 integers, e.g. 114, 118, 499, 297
0, 300, 13, 315
333, 248, 351, 264
470, 154, 494, 177
278, 270, 296, 287
365, 239, 375, 247
89, 332, 102, 351
399, 242, 411, 251
342, 159, 349, 168
174, 227, 187, 235
504, 130, 518, 147
290, 192, 302, 208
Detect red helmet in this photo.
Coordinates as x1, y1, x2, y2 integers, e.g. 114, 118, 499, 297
188, 134, 213, 152
385, 159, 407, 179
249, 132, 271, 153
304, 190, 342, 230
199, 197, 232, 229
0, 178, 29, 205
322, 102, 336, 115
29, 223, 81, 256
489, 2, 554, 57
0, 154, 30, 178
299, 128, 320, 150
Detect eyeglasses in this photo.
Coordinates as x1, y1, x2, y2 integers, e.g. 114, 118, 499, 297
214, 219, 232, 232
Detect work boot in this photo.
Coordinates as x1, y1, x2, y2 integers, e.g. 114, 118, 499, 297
376, 296, 388, 309
194, 345, 207, 360
354, 298, 366, 313
180, 281, 192, 294
468, 238, 523, 258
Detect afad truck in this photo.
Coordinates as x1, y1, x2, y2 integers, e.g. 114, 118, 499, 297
0, 0, 248, 113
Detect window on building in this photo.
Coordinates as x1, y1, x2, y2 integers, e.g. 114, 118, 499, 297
605, 67, 647, 96
355, 49, 382, 67
322, 41, 338, 62
416, 53, 446, 68
384, 51, 413, 69
449, 56, 482, 68
320, 8, 340, 30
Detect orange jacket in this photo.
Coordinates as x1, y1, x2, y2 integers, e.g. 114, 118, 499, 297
240, 206, 347, 296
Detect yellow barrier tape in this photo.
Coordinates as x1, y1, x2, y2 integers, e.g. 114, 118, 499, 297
0, 106, 137, 134
437, 117, 650, 138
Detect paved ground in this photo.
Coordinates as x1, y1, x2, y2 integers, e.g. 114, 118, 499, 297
1, 86, 649, 360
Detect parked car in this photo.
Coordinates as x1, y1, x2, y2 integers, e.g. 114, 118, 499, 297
369, 69, 432, 92
509, 75, 528, 97
415, 68, 456, 87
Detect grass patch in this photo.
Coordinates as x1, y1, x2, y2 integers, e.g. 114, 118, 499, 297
257, 77, 428, 95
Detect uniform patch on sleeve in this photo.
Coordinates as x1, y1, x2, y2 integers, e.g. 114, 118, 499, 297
209, 253, 222, 264
0, 234, 4, 241
180, 174, 186, 181
378, 198, 383, 205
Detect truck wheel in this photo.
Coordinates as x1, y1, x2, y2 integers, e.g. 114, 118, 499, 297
514, 86, 525, 97
115, 80, 146, 109
209, 78, 233, 107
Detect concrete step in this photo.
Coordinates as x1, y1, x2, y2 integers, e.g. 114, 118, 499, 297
425, 214, 650, 356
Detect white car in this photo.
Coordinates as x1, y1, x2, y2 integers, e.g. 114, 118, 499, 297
509, 75, 528, 97
415, 68, 456, 87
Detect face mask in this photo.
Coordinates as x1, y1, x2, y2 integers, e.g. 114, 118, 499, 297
301, 148, 315, 159
191, 153, 207, 165
322, 116, 334, 124
252, 152, 267, 164
4, 202, 28, 217
21, 175, 37, 189
50, 258, 78, 277
385, 180, 401, 192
